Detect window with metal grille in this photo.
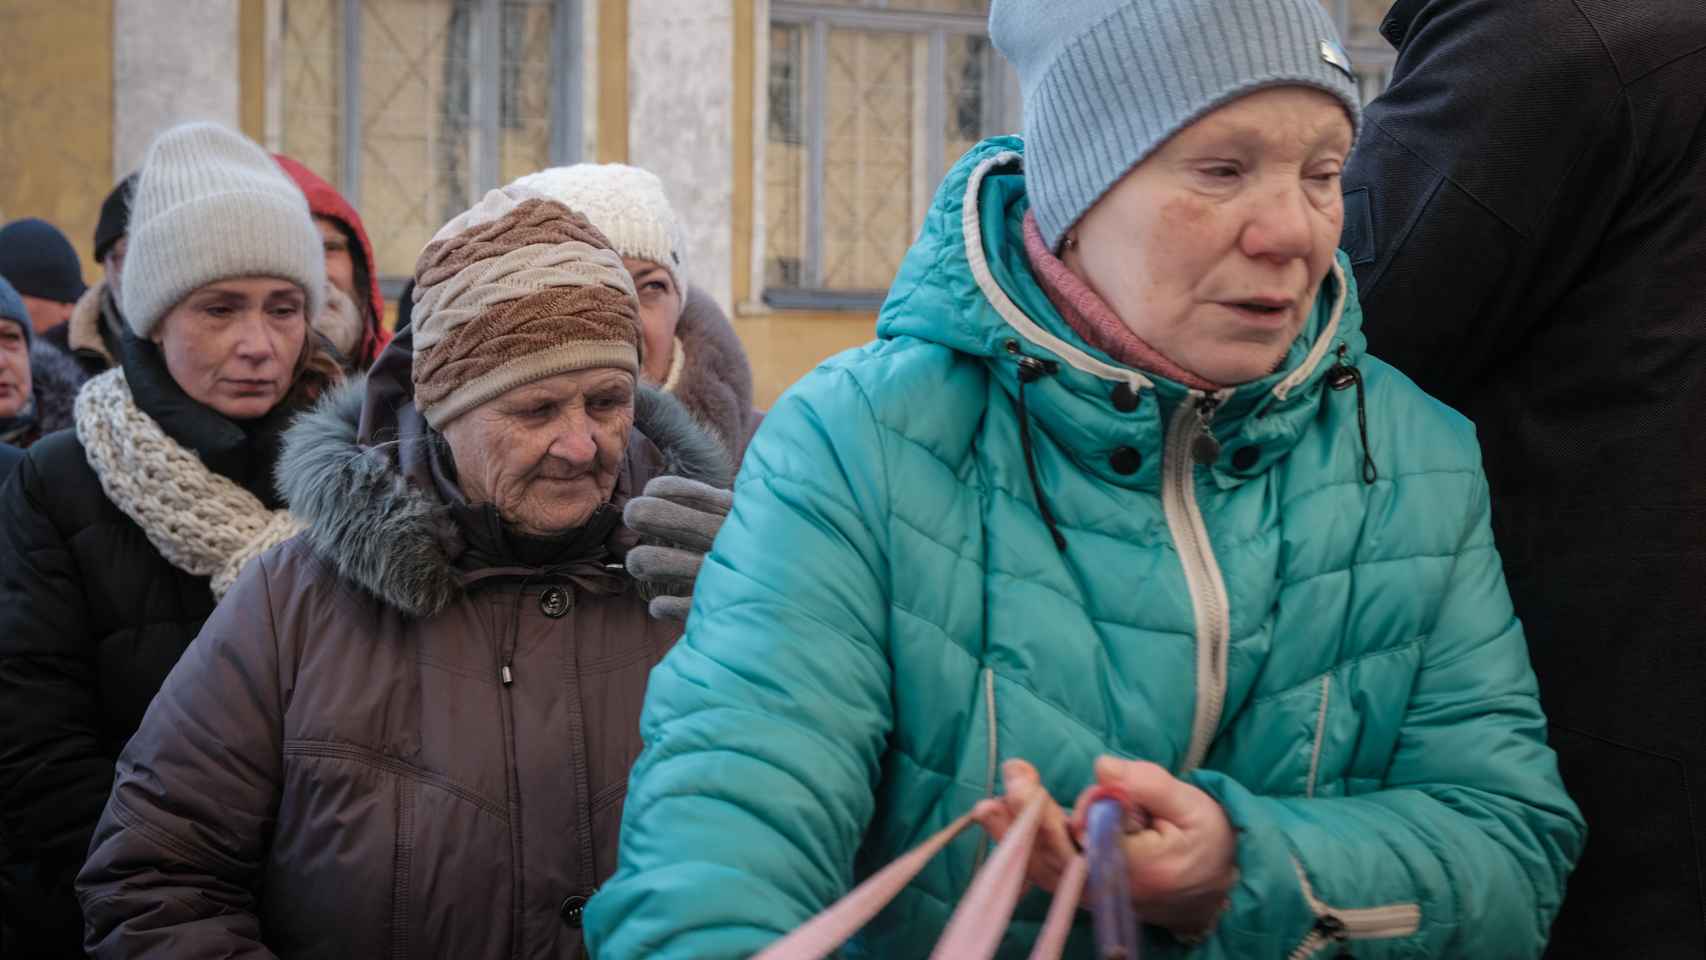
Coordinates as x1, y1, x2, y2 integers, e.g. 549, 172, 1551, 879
273, 0, 583, 294
763, 1, 1020, 311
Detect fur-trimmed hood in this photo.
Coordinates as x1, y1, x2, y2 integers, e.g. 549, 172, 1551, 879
670, 286, 763, 464
278, 353, 731, 618
3, 337, 88, 445
67, 279, 120, 371
28, 339, 87, 435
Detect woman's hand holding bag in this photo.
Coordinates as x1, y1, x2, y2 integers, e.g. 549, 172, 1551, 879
754, 756, 1239, 960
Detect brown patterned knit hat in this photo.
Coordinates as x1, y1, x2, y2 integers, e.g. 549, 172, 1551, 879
411, 185, 642, 429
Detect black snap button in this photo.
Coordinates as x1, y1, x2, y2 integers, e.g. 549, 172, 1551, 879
1231, 446, 1260, 471
1108, 447, 1142, 475
1111, 382, 1140, 413
539, 586, 571, 619
559, 893, 589, 927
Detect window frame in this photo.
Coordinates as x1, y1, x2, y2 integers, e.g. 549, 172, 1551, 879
278, 0, 584, 295
763, 1, 1018, 311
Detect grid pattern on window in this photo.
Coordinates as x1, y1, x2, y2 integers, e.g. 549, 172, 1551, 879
276, 0, 579, 284
764, 1, 1014, 304
766, 25, 808, 290
499, 0, 556, 185
356, 0, 475, 280
280, 0, 344, 187
820, 28, 916, 291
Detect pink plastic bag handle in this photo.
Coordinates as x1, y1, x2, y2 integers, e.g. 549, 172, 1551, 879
753, 812, 977, 960
929, 792, 1047, 959
755, 794, 1088, 960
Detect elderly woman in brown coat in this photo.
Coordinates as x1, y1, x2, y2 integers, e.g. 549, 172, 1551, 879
73, 186, 730, 959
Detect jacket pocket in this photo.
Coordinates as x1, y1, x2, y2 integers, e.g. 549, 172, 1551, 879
1286, 856, 1421, 960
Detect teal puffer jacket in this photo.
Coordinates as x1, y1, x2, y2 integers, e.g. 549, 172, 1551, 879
586, 139, 1584, 958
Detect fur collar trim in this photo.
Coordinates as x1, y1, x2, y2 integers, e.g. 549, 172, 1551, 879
278, 377, 731, 617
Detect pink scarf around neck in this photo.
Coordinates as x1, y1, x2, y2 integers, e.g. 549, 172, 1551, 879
1021, 212, 1222, 392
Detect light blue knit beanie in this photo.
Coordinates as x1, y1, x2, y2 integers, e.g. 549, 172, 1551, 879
990, 0, 1364, 251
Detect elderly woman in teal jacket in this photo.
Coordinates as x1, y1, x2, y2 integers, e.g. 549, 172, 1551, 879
590, 0, 1584, 956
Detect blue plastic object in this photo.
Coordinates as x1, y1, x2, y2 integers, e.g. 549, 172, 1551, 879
1085, 797, 1142, 959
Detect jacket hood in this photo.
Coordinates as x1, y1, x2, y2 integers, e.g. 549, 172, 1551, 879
28, 339, 87, 435
672, 285, 759, 462
277, 321, 731, 617
274, 154, 391, 367
68, 280, 119, 367
877, 137, 1368, 487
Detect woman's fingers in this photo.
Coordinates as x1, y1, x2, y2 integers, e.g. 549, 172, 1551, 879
1094, 756, 1198, 825
970, 760, 1078, 892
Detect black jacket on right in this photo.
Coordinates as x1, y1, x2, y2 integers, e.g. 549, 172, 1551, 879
0, 336, 298, 958
1342, 1, 1706, 956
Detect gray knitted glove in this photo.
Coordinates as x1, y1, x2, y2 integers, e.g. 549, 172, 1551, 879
624, 475, 734, 621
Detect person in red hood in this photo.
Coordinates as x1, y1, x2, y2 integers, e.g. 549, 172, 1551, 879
274, 155, 391, 370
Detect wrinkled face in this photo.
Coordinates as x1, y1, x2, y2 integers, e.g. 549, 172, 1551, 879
104, 235, 128, 304
1062, 87, 1353, 385
0, 321, 30, 419
315, 216, 360, 312
624, 258, 682, 385
441, 368, 636, 536
153, 277, 307, 420
20, 295, 73, 335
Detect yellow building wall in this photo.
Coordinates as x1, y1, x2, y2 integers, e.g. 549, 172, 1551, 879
0, 0, 115, 282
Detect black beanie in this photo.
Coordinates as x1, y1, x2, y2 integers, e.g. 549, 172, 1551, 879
0, 218, 86, 304
94, 173, 139, 262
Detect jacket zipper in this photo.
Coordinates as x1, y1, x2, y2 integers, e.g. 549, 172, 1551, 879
1165, 392, 1234, 772
1286, 857, 1422, 959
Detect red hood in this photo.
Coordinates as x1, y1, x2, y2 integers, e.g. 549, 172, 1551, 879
274, 154, 392, 367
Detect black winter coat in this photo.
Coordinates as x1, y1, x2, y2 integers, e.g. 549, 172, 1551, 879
1341, 2, 1706, 956
0, 336, 303, 958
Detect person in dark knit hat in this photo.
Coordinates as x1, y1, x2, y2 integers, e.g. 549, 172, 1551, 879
583, 0, 1581, 956
62, 173, 139, 375
0, 273, 87, 459
0, 218, 86, 341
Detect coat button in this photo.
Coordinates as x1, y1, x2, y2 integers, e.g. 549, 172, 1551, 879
1230, 446, 1260, 471
559, 893, 589, 927
1108, 447, 1142, 475
1111, 382, 1140, 413
539, 586, 571, 619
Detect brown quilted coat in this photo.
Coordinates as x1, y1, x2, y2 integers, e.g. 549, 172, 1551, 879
74, 332, 731, 960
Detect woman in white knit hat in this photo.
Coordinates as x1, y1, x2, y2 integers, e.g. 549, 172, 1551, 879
0, 121, 339, 958
510, 163, 763, 465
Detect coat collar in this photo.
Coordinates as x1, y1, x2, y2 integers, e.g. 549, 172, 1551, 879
1379, 0, 1430, 49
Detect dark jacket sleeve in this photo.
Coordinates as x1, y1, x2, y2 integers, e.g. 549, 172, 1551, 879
1340, 0, 1630, 404
0, 444, 115, 953
75, 551, 287, 959
0, 443, 22, 479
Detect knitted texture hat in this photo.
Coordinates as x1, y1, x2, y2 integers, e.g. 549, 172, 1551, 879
123, 122, 326, 338
990, 0, 1364, 251
411, 185, 642, 429
94, 172, 139, 262
509, 164, 689, 293
0, 275, 29, 347
0, 217, 87, 304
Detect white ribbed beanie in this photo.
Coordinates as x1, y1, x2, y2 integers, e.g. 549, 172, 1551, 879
509, 163, 689, 293
123, 122, 327, 337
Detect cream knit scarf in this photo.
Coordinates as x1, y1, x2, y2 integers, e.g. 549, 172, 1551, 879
75, 368, 303, 599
